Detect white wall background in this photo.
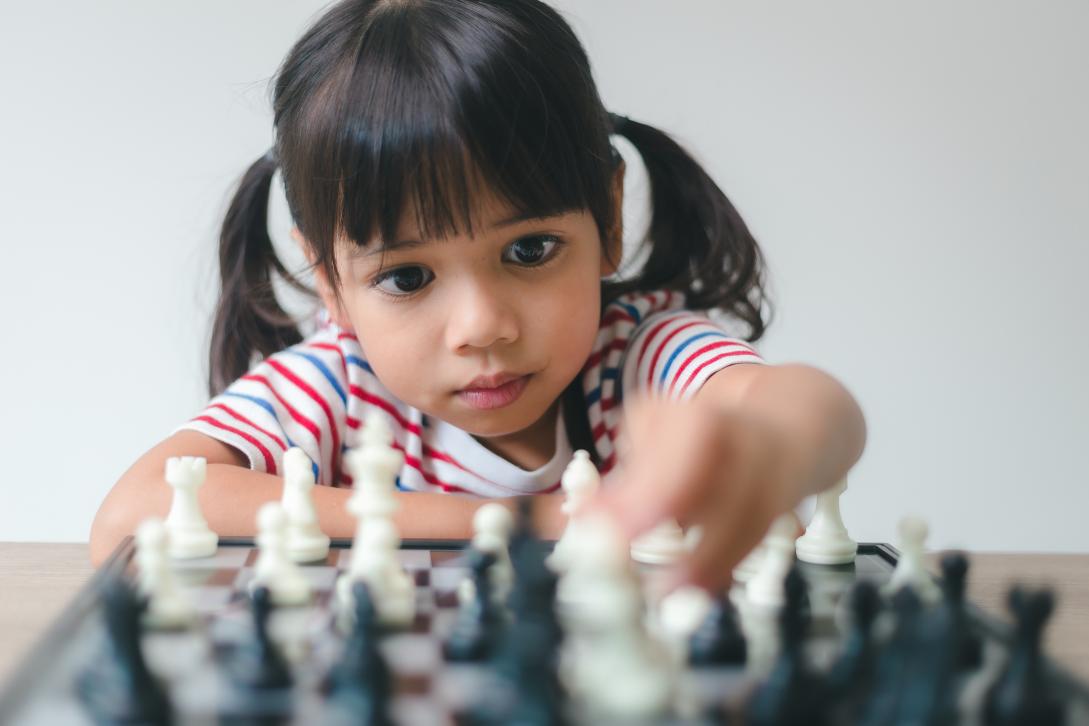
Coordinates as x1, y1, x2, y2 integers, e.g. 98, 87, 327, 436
1, 1, 1086, 550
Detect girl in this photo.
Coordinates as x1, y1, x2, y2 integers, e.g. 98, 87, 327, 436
90, 0, 866, 587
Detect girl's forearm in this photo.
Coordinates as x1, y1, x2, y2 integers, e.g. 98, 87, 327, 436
732, 363, 867, 500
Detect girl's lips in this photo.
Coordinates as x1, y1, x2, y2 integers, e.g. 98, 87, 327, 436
457, 375, 530, 410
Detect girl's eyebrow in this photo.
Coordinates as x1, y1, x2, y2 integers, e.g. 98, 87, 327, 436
351, 210, 564, 259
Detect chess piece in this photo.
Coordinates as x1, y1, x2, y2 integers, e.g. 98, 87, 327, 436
983, 586, 1065, 726
560, 514, 675, 718
281, 447, 330, 563
795, 478, 857, 565
324, 582, 394, 726
746, 566, 824, 726
134, 517, 196, 628
630, 518, 688, 565
444, 549, 505, 661
882, 516, 940, 604
688, 591, 747, 666
343, 412, 403, 523
251, 502, 312, 606
336, 518, 415, 627
548, 450, 601, 573
821, 580, 881, 717
939, 552, 983, 670
469, 503, 514, 605
747, 513, 799, 609
76, 577, 172, 724
163, 456, 218, 558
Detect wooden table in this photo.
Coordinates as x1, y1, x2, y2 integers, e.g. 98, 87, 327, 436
1, 543, 1087, 686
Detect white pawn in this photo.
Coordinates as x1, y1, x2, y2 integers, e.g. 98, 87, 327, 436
251, 502, 311, 606
548, 450, 601, 573
796, 478, 857, 565
280, 447, 330, 563
163, 456, 218, 559
883, 516, 940, 604
746, 513, 798, 609
134, 518, 195, 628
336, 518, 415, 627
630, 518, 688, 565
458, 503, 514, 606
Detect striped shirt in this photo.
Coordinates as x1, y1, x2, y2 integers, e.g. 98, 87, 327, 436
175, 290, 764, 497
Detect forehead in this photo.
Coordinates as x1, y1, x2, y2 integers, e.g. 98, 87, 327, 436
342, 189, 580, 261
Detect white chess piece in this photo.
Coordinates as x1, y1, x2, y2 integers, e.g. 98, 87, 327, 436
251, 502, 312, 606
458, 503, 514, 606
746, 513, 798, 609
548, 450, 601, 573
163, 456, 218, 559
883, 515, 940, 603
344, 412, 403, 524
630, 518, 688, 565
280, 447, 330, 563
336, 518, 415, 627
558, 514, 675, 718
795, 478, 857, 565
134, 518, 195, 628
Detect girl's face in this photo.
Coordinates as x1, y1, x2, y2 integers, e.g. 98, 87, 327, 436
301, 181, 621, 457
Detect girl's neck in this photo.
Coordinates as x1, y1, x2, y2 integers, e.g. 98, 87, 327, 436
472, 400, 560, 471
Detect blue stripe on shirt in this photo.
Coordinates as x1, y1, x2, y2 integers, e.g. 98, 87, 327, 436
286, 350, 347, 405
659, 331, 728, 387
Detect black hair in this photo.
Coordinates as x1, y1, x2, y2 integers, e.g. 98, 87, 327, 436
209, 0, 771, 450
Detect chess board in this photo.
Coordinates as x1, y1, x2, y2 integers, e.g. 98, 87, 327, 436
1, 538, 1087, 725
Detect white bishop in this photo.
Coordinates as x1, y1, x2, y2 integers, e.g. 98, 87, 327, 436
280, 447, 330, 563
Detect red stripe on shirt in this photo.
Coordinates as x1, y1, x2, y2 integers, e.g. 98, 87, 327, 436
266, 359, 343, 484
644, 320, 704, 390
208, 403, 288, 451
673, 345, 760, 397
583, 338, 628, 371
194, 414, 278, 475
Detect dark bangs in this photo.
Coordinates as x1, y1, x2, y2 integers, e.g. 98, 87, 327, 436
274, 0, 618, 296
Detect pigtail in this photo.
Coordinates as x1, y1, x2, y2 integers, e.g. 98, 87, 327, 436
608, 114, 771, 342
207, 149, 314, 397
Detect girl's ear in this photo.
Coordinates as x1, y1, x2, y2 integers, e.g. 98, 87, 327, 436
600, 159, 626, 277
291, 227, 354, 329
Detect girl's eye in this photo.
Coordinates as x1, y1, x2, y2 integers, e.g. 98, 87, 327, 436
371, 266, 432, 296
504, 235, 561, 265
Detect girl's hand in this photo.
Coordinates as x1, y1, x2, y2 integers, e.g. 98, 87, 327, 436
596, 393, 807, 591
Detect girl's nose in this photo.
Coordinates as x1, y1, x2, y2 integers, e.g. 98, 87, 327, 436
444, 282, 519, 352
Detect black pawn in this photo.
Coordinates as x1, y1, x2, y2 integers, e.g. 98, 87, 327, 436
76, 576, 172, 725
858, 587, 926, 726
940, 552, 983, 670
822, 580, 881, 711
443, 549, 503, 661
746, 566, 825, 726
689, 591, 747, 666
233, 585, 292, 690
983, 586, 1066, 726
323, 582, 393, 726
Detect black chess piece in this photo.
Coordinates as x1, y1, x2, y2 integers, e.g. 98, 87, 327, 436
219, 586, 293, 725
234, 585, 292, 690
857, 586, 924, 726
983, 586, 1066, 726
940, 552, 984, 670
76, 576, 173, 725
745, 565, 825, 726
689, 591, 747, 666
821, 579, 881, 716
323, 582, 393, 726
443, 549, 504, 661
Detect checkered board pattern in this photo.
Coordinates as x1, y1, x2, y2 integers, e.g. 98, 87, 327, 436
2, 539, 1088, 725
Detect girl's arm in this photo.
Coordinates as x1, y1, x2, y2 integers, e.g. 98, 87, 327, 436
89, 430, 565, 566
